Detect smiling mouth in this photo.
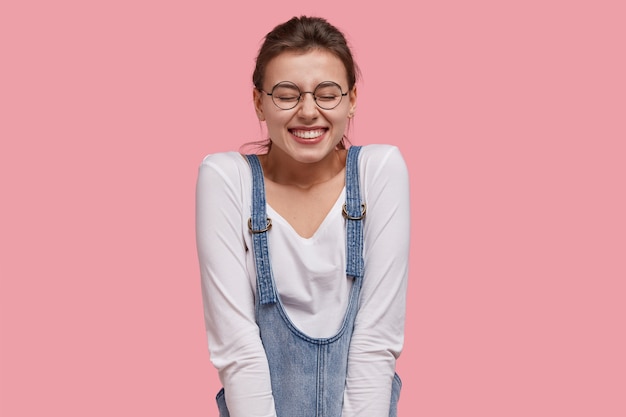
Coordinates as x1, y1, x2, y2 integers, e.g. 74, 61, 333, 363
290, 129, 327, 139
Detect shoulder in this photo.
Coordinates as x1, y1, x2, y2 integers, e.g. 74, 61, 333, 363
357, 144, 408, 177
196, 152, 254, 200
200, 151, 249, 172
198, 151, 251, 182
355, 145, 409, 203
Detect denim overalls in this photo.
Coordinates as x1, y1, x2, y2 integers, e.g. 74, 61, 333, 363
216, 146, 401, 417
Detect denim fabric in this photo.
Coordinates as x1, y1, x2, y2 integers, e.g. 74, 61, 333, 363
216, 146, 401, 417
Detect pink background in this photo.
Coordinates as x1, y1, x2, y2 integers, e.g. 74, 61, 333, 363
2, 0, 625, 416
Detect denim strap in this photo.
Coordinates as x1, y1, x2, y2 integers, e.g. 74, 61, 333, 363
246, 154, 277, 305
344, 146, 365, 279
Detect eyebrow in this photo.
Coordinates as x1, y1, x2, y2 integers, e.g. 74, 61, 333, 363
273, 81, 343, 90
273, 82, 300, 89
316, 81, 339, 87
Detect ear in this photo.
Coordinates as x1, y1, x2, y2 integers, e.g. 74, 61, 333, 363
348, 86, 357, 118
253, 89, 265, 121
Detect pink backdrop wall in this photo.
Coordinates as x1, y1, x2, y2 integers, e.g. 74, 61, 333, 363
2, 0, 625, 416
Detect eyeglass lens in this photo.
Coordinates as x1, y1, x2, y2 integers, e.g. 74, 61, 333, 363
270, 82, 344, 110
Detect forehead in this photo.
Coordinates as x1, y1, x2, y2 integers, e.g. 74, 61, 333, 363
264, 49, 348, 88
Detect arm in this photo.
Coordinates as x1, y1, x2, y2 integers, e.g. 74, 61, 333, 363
196, 153, 277, 417
343, 145, 411, 417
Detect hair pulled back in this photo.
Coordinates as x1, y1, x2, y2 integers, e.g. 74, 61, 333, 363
253, 16, 360, 91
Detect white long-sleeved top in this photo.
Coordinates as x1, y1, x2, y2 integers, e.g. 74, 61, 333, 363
196, 144, 410, 417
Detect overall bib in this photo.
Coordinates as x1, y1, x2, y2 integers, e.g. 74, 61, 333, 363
216, 146, 401, 417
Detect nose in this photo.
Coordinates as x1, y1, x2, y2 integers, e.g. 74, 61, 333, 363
297, 92, 319, 118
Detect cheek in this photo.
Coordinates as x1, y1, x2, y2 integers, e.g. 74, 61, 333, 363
263, 111, 290, 131
331, 113, 350, 129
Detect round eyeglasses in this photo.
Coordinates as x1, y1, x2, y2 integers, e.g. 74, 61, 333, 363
259, 81, 348, 110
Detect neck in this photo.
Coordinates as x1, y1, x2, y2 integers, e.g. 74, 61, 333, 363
262, 147, 345, 189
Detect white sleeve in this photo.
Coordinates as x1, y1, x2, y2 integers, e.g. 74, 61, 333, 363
196, 153, 277, 417
343, 145, 411, 417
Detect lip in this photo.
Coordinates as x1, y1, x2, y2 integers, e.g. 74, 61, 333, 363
289, 127, 328, 145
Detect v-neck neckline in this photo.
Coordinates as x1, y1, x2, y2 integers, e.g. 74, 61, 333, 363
266, 187, 346, 241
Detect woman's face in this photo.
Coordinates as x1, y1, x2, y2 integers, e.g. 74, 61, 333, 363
253, 49, 357, 165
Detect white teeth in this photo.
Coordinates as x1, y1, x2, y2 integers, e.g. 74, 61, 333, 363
291, 129, 325, 139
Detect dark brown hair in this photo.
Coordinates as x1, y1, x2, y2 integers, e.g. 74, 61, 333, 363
253, 16, 360, 91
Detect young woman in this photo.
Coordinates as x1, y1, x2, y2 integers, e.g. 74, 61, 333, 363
196, 16, 410, 417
